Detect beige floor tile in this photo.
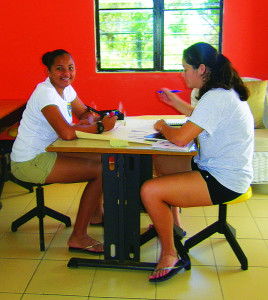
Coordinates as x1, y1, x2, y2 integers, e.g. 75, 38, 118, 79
0, 232, 54, 258
205, 216, 262, 239
9, 210, 72, 235
225, 202, 252, 217
140, 238, 158, 264
42, 183, 84, 199
156, 265, 223, 300
0, 258, 40, 293
1, 192, 35, 213
1, 181, 34, 197
26, 260, 94, 296
44, 231, 103, 261
90, 268, 155, 299
0, 180, 267, 300
239, 239, 268, 267
218, 266, 268, 300
247, 200, 268, 217
0, 212, 18, 235
185, 239, 216, 266
254, 217, 268, 239
179, 216, 208, 238
180, 206, 205, 217
211, 238, 268, 267
0, 293, 23, 300
204, 202, 251, 217
203, 205, 219, 217
22, 294, 88, 300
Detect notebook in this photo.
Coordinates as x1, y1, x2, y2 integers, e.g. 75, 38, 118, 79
165, 118, 187, 126
144, 118, 187, 141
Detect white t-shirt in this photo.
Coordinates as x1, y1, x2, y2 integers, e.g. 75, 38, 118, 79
188, 88, 254, 193
11, 78, 77, 162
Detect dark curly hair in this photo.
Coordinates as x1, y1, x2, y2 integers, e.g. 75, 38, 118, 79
42, 49, 71, 70
183, 43, 248, 101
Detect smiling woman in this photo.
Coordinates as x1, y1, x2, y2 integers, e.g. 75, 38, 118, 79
42, 50, 76, 97
10, 49, 118, 254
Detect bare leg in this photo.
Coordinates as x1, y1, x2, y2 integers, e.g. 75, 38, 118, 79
141, 157, 212, 280
46, 152, 103, 252
90, 196, 103, 225
172, 207, 182, 227
154, 155, 192, 230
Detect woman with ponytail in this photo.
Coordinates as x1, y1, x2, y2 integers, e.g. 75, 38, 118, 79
11, 49, 118, 254
141, 43, 254, 282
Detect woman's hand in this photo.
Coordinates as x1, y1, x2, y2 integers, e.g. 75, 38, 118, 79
102, 115, 118, 131
154, 119, 167, 132
76, 119, 91, 126
158, 88, 178, 108
158, 88, 194, 116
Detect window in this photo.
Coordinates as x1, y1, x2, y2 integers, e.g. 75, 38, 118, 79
95, 0, 223, 71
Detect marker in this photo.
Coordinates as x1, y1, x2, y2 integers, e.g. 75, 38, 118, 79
157, 90, 182, 93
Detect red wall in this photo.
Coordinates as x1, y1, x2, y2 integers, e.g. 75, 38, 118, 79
1, 0, 267, 116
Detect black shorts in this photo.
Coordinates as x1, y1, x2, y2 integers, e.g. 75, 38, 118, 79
191, 160, 242, 205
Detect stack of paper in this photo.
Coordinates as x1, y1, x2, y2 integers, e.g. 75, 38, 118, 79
151, 140, 195, 152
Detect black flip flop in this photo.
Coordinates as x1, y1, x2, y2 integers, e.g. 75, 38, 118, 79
149, 258, 191, 282
69, 243, 104, 255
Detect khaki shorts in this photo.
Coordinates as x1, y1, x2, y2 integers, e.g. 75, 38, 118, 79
11, 152, 57, 184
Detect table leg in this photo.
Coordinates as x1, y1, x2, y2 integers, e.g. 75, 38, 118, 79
68, 154, 169, 270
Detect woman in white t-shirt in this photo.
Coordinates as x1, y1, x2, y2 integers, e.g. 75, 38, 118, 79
141, 43, 254, 282
11, 49, 118, 254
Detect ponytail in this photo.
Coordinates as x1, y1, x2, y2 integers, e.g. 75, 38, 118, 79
183, 43, 249, 101
42, 49, 71, 70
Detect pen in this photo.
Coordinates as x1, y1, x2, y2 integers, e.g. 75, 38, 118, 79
87, 106, 101, 114
157, 90, 182, 93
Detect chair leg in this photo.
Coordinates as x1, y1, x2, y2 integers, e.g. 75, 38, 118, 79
36, 185, 46, 251
184, 221, 219, 251
0, 155, 9, 198
184, 204, 248, 270
9, 175, 34, 193
44, 207, 72, 227
140, 226, 157, 246
222, 223, 248, 270
11, 207, 39, 232
11, 185, 72, 251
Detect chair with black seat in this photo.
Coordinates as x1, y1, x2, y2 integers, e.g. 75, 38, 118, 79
0, 140, 72, 251
184, 187, 252, 270
0, 139, 34, 197
10, 174, 72, 251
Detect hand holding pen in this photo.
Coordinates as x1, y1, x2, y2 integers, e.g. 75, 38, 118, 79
157, 89, 181, 94
157, 88, 182, 108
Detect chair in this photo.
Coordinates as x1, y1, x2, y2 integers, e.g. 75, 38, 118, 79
0, 140, 34, 198
184, 187, 252, 270
0, 140, 72, 251
10, 175, 72, 251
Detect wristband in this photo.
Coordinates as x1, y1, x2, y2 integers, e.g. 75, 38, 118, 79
96, 121, 104, 134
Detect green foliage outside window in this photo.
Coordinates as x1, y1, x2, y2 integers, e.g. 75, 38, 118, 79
95, 0, 223, 71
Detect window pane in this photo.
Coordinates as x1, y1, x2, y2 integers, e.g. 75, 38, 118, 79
96, 0, 223, 71
99, 0, 153, 9
98, 9, 154, 69
164, 0, 221, 10
164, 9, 220, 70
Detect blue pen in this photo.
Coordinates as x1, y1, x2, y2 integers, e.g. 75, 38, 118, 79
157, 90, 182, 93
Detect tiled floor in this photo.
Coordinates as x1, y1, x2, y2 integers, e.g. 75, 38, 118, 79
0, 181, 267, 300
